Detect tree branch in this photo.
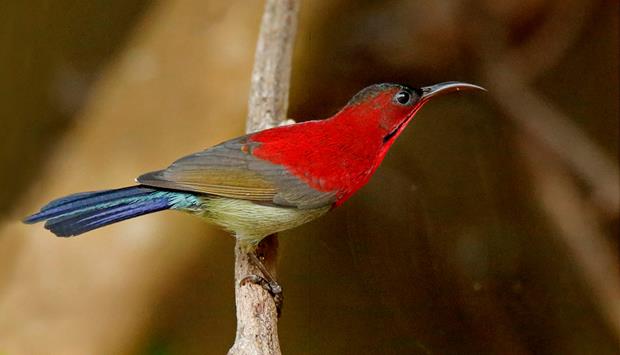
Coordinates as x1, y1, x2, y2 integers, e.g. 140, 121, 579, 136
483, 64, 619, 218
468, 0, 618, 218
519, 137, 620, 344
468, 2, 620, 341
229, 1, 299, 354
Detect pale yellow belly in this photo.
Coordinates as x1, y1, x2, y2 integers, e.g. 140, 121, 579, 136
194, 197, 330, 247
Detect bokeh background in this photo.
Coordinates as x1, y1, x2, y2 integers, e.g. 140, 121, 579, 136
1, 0, 618, 354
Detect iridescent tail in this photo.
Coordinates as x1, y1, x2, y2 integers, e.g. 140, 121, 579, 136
24, 186, 198, 237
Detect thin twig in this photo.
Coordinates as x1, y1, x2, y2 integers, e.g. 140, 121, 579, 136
228, 1, 300, 354
469, 1, 620, 341
484, 64, 619, 217
485, 66, 620, 343
470, 0, 618, 218
519, 138, 620, 344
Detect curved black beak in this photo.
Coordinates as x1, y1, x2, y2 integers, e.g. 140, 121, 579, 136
420, 81, 486, 101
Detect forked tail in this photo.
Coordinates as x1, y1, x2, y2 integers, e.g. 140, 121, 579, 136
24, 186, 199, 237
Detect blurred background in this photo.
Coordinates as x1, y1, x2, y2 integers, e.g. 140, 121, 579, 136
0, 0, 618, 354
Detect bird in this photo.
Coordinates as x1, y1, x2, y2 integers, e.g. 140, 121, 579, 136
24, 81, 484, 301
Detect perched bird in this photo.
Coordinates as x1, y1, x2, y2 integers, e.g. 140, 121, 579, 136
24, 81, 483, 295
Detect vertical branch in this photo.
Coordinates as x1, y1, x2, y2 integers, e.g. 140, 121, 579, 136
246, 0, 299, 133
229, 1, 299, 354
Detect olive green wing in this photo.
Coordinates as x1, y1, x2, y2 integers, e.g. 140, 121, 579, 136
136, 135, 337, 209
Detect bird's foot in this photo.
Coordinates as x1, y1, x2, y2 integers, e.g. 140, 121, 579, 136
240, 274, 283, 316
239, 252, 283, 317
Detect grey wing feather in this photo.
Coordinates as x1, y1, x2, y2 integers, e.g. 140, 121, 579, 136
137, 135, 337, 209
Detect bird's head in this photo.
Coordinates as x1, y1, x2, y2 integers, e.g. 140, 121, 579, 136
338, 81, 485, 144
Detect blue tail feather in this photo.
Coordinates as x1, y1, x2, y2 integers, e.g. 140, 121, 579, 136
26, 187, 154, 224
24, 186, 200, 237
44, 199, 171, 236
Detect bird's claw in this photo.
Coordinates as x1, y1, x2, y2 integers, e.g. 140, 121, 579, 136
240, 274, 283, 316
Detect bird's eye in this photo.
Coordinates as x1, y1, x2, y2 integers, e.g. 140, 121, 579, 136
393, 90, 412, 105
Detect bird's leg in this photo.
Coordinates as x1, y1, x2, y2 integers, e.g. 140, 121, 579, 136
240, 249, 283, 316
242, 252, 282, 295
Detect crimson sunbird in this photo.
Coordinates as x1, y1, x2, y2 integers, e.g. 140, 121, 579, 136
24, 81, 483, 298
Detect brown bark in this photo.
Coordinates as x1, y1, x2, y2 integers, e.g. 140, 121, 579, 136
228, 1, 300, 354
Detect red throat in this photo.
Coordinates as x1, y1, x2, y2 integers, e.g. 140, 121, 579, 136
250, 98, 424, 207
